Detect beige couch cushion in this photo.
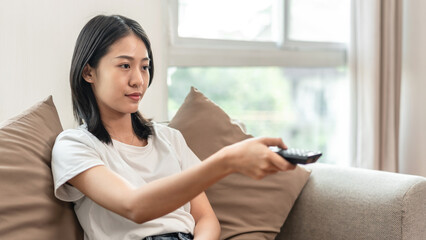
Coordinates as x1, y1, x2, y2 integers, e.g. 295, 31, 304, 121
169, 87, 311, 240
0, 96, 83, 240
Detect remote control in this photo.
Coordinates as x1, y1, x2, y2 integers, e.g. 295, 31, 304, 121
270, 147, 322, 165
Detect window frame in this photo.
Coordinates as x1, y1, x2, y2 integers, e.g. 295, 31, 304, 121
167, 0, 347, 68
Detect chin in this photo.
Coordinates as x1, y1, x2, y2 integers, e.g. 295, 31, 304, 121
128, 108, 139, 114
127, 103, 140, 113
119, 106, 139, 114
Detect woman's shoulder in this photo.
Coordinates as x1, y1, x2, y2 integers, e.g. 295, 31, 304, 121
55, 125, 100, 148
57, 125, 90, 138
152, 122, 179, 134
151, 122, 184, 140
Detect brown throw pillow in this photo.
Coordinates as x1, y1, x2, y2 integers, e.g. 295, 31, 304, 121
169, 87, 311, 240
0, 96, 83, 240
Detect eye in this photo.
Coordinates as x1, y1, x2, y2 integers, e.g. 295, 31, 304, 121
119, 64, 130, 69
142, 65, 151, 71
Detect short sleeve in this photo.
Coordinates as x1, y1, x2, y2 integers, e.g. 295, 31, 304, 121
51, 129, 105, 202
171, 128, 202, 171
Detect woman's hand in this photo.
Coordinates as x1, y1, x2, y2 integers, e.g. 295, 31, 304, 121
220, 137, 296, 180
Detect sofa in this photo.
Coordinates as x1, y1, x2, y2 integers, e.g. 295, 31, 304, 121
1, 93, 426, 240
277, 163, 426, 240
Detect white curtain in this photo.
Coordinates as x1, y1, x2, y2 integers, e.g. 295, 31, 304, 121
349, 0, 402, 172
399, 0, 426, 177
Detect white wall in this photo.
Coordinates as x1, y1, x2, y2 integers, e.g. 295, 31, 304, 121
0, 0, 169, 129
399, 0, 426, 176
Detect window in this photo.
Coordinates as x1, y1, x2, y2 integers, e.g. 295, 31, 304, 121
178, 0, 279, 42
286, 0, 350, 43
167, 0, 351, 165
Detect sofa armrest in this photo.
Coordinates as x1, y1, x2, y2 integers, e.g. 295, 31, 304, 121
276, 163, 426, 240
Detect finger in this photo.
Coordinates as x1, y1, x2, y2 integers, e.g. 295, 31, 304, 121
267, 170, 279, 175
257, 137, 288, 149
268, 151, 294, 171
286, 163, 297, 170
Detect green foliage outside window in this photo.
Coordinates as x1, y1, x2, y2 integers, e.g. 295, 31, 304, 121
168, 67, 348, 164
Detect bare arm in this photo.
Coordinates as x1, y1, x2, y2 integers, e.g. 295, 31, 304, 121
190, 192, 220, 240
68, 137, 295, 224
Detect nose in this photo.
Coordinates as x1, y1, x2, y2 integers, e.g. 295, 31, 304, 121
129, 69, 144, 88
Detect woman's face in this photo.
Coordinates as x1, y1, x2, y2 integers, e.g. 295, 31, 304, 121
85, 33, 150, 119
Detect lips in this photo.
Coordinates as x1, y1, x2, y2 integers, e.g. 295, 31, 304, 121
126, 92, 142, 101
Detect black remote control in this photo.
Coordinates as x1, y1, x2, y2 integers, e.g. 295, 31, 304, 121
270, 147, 322, 165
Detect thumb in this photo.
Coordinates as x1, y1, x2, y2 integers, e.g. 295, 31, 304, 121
258, 137, 287, 150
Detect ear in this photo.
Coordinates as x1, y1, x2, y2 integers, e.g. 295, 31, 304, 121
82, 64, 95, 83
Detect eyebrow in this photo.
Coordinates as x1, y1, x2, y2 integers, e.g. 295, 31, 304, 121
114, 55, 150, 61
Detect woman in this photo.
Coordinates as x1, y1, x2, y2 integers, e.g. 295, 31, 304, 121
51, 14, 295, 240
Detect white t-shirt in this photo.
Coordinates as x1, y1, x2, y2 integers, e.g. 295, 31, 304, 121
51, 123, 201, 240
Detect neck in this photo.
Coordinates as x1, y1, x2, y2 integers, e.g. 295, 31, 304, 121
102, 113, 147, 147
103, 112, 133, 133
104, 113, 134, 141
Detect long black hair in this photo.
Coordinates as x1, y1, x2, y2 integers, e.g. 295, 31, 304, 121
70, 15, 154, 144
